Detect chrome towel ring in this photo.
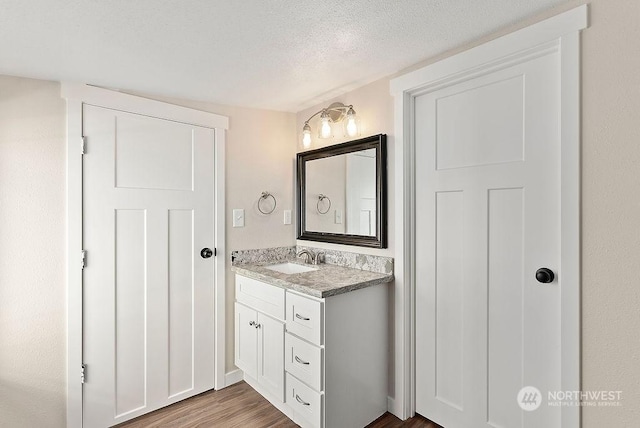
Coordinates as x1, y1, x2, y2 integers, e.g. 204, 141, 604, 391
317, 194, 331, 214
258, 191, 277, 214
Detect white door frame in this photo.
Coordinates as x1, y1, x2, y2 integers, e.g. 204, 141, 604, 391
62, 84, 229, 428
390, 5, 587, 426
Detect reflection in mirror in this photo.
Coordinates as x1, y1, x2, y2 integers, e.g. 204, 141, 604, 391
297, 134, 387, 248
305, 149, 376, 236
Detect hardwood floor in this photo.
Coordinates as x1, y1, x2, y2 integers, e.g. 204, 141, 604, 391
116, 381, 443, 428
367, 412, 442, 428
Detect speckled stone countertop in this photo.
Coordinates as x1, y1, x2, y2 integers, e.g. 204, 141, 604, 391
231, 258, 393, 299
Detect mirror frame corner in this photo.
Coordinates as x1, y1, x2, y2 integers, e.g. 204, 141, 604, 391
296, 133, 387, 248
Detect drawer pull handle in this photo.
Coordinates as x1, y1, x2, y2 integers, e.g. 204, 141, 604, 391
295, 313, 310, 321
295, 356, 310, 365
295, 394, 310, 406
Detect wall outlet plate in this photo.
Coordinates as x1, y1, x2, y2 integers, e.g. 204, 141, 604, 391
283, 210, 292, 225
233, 209, 245, 228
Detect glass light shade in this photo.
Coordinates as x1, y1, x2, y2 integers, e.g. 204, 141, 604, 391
302, 123, 312, 148
318, 112, 332, 139
344, 110, 359, 137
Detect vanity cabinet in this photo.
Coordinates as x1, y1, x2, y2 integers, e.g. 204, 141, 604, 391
234, 273, 388, 428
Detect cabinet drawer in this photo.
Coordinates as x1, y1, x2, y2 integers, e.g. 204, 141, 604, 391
236, 275, 285, 320
286, 292, 323, 346
285, 332, 323, 392
286, 373, 323, 428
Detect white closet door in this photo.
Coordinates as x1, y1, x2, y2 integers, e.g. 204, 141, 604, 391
82, 105, 215, 427
415, 48, 562, 428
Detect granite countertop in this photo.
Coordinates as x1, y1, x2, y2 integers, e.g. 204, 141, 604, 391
231, 258, 393, 299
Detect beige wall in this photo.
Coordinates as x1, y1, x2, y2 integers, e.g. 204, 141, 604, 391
295, 0, 640, 426
579, 0, 640, 425
0, 76, 66, 427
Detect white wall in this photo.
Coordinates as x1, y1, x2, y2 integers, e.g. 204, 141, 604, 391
0, 76, 66, 427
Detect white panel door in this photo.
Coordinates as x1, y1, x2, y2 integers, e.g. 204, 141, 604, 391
415, 49, 561, 427
83, 105, 215, 427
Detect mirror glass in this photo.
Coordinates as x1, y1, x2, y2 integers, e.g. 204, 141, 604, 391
297, 134, 387, 248
305, 148, 376, 236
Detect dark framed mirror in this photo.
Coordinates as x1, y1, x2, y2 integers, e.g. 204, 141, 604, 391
297, 134, 387, 248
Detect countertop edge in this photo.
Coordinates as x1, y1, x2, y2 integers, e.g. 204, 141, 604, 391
231, 265, 393, 299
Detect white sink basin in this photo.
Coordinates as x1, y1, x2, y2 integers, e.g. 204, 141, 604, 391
264, 262, 318, 275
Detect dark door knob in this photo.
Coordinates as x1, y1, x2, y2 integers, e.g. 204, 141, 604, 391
535, 268, 555, 283
200, 248, 213, 259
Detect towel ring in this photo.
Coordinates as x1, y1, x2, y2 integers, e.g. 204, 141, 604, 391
258, 191, 277, 215
317, 194, 331, 215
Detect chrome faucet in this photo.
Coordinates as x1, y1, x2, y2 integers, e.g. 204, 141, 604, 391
296, 249, 314, 264
312, 251, 325, 265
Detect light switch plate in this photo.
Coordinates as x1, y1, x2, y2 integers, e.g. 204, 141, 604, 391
335, 209, 343, 224
233, 209, 245, 228
283, 210, 292, 225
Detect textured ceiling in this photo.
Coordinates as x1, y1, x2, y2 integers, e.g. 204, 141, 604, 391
0, 0, 568, 111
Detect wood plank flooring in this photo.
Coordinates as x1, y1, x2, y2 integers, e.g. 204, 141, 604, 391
116, 381, 443, 428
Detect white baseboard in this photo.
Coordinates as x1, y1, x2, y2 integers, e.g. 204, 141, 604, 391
224, 369, 244, 388
387, 396, 402, 419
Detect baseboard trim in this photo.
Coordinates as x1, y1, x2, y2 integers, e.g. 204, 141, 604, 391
224, 369, 244, 388
388, 396, 403, 419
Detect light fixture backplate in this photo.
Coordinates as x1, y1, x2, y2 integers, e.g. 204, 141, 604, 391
326, 102, 348, 123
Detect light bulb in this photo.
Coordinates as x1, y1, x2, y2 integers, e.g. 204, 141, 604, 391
302, 122, 312, 148
346, 117, 358, 136
344, 107, 359, 137
319, 111, 332, 139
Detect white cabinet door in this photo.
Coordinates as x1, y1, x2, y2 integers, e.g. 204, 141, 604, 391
83, 105, 215, 427
235, 301, 285, 402
257, 312, 285, 401
235, 303, 257, 380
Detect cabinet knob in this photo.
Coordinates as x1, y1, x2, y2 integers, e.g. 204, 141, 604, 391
255, 323, 261, 329
249, 321, 255, 326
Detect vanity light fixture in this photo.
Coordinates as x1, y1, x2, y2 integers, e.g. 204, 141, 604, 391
301, 102, 360, 148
